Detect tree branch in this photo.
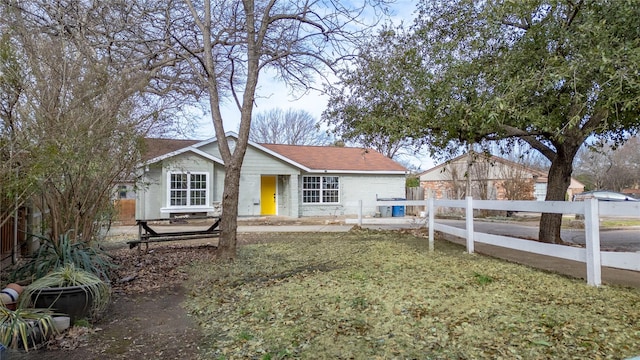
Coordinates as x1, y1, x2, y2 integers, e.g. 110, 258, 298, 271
502, 125, 557, 161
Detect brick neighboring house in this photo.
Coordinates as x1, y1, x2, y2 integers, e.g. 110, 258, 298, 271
419, 151, 584, 201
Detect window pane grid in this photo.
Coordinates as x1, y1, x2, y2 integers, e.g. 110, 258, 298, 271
303, 176, 339, 204
169, 172, 208, 207
190, 190, 206, 205
170, 190, 187, 206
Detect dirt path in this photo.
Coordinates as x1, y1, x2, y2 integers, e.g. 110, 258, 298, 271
10, 285, 200, 360
7, 234, 271, 360
7, 242, 221, 360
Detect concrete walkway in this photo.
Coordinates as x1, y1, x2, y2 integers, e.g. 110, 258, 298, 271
107, 218, 640, 288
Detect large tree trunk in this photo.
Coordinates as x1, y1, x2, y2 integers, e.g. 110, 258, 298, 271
538, 148, 576, 243
217, 157, 242, 261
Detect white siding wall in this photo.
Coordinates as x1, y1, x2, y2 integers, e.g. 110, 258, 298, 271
534, 183, 547, 201
298, 174, 405, 217
201, 143, 301, 216
138, 140, 405, 219
136, 152, 221, 219
136, 165, 162, 220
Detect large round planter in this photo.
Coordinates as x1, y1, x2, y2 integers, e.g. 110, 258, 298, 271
31, 286, 93, 324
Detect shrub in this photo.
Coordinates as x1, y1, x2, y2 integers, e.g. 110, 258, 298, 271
11, 232, 115, 283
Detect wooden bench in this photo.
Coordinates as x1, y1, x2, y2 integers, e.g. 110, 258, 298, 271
127, 216, 221, 251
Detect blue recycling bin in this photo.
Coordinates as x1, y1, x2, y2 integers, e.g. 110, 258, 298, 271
392, 198, 405, 217
392, 205, 405, 217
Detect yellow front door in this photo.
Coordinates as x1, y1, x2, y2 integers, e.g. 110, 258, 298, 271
260, 176, 277, 215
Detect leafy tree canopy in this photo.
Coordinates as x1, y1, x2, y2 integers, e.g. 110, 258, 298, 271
326, 0, 640, 243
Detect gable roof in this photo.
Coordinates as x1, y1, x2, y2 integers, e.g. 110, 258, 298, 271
418, 151, 548, 179
418, 151, 585, 188
260, 143, 407, 173
142, 138, 224, 165
142, 134, 407, 174
142, 138, 200, 162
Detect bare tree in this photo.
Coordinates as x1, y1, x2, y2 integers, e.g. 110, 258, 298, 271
469, 156, 493, 201
249, 108, 331, 145
611, 137, 640, 191
170, 0, 388, 260
441, 161, 467, 200
499, 165, 535, 201
574, 136, 640, 191
1, 1, 182, 243
0, 33, 36, 231
347, 133, 414, 160
574, 145, 611, 190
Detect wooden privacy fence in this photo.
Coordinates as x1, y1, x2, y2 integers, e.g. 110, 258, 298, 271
405, 187, 425, 216
355, 197, 640, 287
114, 199, 136, 225
1, 207, 27, 263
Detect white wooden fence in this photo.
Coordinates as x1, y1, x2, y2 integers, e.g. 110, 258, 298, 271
358, 198, 640, 286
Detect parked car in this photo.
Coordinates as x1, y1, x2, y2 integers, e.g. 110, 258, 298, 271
573, 190, 640, 202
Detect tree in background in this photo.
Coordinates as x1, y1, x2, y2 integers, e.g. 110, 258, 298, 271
167, 0, 389, 260
324, 26, 425, 160
0, 32, 38, 232
499, 164, 536, 202
249, 108, 331, 145
497, 144, 544, 201
327, 1, 640, 244
442, 163, 467, 200
574, 136, 640, 191
469, 156, 493, 201
1, 1, 180, 243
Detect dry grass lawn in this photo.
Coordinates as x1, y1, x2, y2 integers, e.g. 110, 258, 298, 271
185, 229, 640, 359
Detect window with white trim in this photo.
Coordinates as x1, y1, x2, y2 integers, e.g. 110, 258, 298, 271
302, 176, 339, 204
169, 172, 209, 207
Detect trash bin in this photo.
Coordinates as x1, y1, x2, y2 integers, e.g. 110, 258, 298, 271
392, 198, 405, 217
377, 198, 394, 217
379, 205, 392, 217
392, 205, 405, 217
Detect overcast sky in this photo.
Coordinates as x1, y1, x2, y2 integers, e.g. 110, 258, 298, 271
189, 1, 432, 169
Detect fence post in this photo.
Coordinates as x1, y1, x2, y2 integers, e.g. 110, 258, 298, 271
466, 196, 474, 254
584, 198, 602, 286
358, 200, 362, 227
428, 197, 434, 252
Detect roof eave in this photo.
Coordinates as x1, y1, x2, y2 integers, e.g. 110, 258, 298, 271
142, 146, 224, 167
304, 170, 408, 175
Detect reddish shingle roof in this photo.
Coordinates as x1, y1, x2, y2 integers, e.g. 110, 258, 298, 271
260, 144, 406, 172
143, 138, 200, 162
142, 137, 406, 173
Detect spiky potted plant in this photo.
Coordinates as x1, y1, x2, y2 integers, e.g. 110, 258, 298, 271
0, 306, 55, 351
11, 232, 114, 283
19, 264, 110, 324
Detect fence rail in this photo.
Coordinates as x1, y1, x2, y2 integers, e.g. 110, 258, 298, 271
358, 197, 640, 286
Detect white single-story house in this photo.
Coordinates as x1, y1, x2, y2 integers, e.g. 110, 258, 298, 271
135, 132, 408, 220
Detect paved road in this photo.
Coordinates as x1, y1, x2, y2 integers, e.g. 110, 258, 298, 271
431, 219, 640, 252
351, 218, 640, 252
